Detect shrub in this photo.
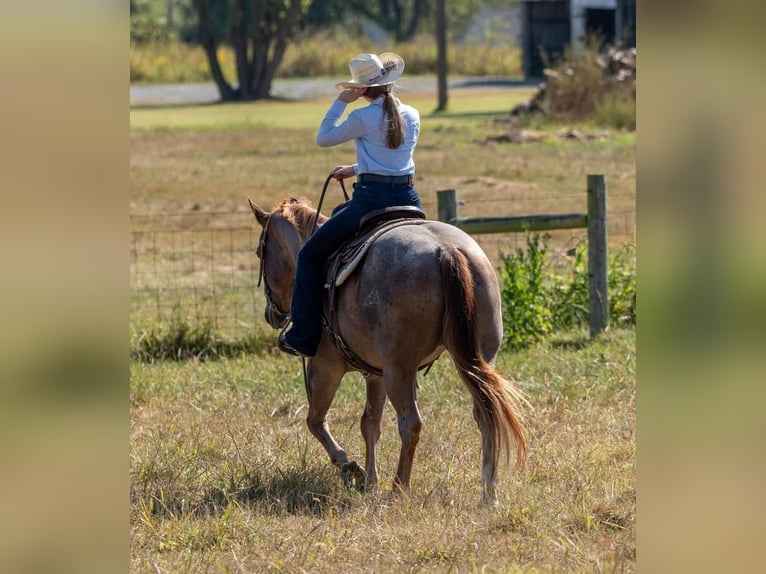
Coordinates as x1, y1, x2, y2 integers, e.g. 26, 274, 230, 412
499, 234, 636, 348
132, 308, 265, 362
607, 242, 637, 327
527, 40, 636, 130
498, 234, 553, 348
595, 90, 636, 131
550, 241, 590, 331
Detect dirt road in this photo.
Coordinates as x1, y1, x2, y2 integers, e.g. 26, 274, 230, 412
130, 76, 539, 106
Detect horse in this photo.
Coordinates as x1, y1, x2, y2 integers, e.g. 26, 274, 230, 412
248, 195, 528, 506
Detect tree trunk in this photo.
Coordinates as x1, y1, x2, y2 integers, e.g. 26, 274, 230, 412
403, 0, 425, 42
231, 0, 251, 99
196, 0, 236, 101
201, 41, 237, 101
435, 0, 447, 111
194, 0, 304, 102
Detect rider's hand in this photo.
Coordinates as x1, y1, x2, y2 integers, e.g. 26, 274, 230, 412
331, 165, 355, 180
338, 88, 367, 103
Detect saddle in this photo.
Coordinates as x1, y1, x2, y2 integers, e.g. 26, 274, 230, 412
322, 206, 428, 376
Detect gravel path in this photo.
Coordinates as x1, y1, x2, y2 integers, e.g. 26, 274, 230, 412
130, 77, 540, 106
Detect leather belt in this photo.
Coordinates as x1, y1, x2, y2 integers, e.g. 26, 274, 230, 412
357, 173, 414, 186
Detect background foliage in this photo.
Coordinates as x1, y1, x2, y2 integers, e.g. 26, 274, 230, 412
130, 0, 520, 45
500, 234, 636, 348
130, 33, 523, 83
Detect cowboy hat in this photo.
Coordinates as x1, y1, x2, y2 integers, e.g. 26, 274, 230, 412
335, 52, 405, 90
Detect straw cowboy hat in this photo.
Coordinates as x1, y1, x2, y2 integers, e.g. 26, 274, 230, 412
335, 52, 405, 90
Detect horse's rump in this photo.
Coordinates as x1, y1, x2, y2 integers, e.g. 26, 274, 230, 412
331, 223, 491, 358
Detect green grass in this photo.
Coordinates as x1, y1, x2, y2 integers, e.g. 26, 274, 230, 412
131, 330, 635, 572
129, 87, 539, 131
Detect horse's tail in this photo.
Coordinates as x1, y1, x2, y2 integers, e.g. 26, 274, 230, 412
439, 245, 528, 475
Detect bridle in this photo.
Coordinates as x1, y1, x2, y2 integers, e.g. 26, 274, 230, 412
256, 211, 290, 329
256, 175, 349, 331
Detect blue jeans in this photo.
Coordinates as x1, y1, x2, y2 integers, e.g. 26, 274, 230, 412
286, 180, 422, 355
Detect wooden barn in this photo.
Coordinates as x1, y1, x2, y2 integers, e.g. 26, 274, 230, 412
521, 0, 636, 78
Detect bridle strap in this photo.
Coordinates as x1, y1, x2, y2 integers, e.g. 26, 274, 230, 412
256, 214, 272, 289
255, 214, 290, 326
310, 173, 349, 236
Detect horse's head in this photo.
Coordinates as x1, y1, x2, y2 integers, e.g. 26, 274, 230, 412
248, 196, 318, 329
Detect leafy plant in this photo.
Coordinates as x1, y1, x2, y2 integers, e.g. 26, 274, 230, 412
499, 235, 636, 348
498, 233, 553, 348
132, 307, 266, 362
608, 242, 637, 327
550, 241, 589, 331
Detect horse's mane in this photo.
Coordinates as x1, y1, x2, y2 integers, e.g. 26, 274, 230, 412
273, 195, 328, 239
273, 195, 318, 238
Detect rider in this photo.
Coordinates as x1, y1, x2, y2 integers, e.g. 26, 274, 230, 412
278, 52, 422, 358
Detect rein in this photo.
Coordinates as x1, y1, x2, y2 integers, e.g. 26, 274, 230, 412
257, 174, 349, 325
310, 173, 349, 236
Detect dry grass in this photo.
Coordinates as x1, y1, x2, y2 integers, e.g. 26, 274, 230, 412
131, 331, 635, 572
130, 88, 635, 256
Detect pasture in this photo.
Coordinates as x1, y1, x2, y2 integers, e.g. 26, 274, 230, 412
130, 85, 635, 572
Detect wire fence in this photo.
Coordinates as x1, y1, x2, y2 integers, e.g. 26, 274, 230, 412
130, 194, 635, 338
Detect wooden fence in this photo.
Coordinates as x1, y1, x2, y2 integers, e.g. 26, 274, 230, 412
437, 174, 609, 337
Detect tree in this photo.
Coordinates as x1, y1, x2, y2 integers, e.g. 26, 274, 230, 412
351, 0, 432, 43
193, 0, 307, 101
435, 0, 447, 111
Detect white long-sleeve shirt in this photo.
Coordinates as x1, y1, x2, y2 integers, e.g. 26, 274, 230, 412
316, 96, 419, 177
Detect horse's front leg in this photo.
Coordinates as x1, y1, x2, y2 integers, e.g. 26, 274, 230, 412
361, 375, 386, 489
304, 354, 365, 489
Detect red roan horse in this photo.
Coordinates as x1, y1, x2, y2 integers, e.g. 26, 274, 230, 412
249, 196, 527, 506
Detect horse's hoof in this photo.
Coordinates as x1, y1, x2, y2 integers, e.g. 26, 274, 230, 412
478, 497, 500, 509
340, 461, 367, 491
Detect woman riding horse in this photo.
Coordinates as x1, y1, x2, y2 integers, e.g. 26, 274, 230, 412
278, 52, 421, 358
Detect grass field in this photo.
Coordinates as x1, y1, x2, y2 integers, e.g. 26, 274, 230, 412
131, 330, 635, 572
130, 85, 635, 572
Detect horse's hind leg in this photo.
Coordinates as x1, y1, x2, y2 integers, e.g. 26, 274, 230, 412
304, 359, 363, 487
473, 401, 498, 507
360, 375, 386, 489
384, 370, 422, 494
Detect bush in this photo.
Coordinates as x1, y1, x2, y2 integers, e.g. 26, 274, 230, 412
499, 234, 636, 348
531, 41, 636, 130
132, 308, 265, 362
595, 91, 636, 131
498, 234, 553, 348
550, 241, 589, 331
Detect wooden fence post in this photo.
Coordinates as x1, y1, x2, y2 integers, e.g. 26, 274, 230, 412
587, 174, 608, 337
437, 189, 457, 222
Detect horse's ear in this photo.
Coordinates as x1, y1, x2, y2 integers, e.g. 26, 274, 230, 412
248, 198, 269, 227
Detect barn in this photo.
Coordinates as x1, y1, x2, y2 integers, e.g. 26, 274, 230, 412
521, 0, 636, 78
